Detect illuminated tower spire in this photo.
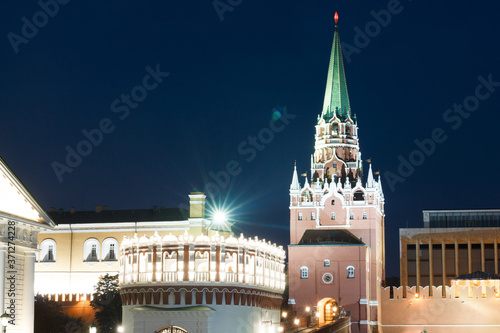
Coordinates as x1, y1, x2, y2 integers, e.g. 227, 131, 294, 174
290, 162, 300, 191
321, 11, 351, 121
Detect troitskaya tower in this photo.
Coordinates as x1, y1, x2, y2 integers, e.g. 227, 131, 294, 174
288, 13, 385, 333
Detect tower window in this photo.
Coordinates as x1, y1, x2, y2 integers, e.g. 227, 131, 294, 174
300, 266, 309, 279
311, 212, 315, 220
333, 162, 337, 169
347, 266, 355, 279
331, 199, 335, 205
331, 212, 335, 220
362, 212, 367, 220
298, 213, 303, 221
324, 259, 330, 267
350, 212, 354, 220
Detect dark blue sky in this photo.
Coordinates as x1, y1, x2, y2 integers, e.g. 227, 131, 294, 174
1, 1, 499, 277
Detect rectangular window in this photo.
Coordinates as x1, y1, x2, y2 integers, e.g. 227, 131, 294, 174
91, 244, 97, 259
298, 213, 303, 221
109, 244, 116, 260
48, 245, 54, 261
311, 212, 315, 220
331, 212, 335, 220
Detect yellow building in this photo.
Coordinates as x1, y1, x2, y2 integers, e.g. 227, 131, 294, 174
35, 192, 231, 295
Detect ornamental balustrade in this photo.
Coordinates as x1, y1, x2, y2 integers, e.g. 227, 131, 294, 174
119, 231, 286, 293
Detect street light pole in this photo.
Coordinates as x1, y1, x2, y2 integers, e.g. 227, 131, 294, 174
0, 312, 10, 333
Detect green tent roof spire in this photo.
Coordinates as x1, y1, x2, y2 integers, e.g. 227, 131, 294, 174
321, 12, 351, 122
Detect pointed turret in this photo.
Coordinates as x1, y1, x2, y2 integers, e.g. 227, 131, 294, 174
366, 163, 375, 188
377, 175, 384, 196
321, 12, 351, 122
290, 162, 300, 191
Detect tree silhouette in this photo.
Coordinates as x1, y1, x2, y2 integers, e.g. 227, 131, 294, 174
90, 274, 122, 333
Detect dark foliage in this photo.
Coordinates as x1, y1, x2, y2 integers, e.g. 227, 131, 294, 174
90, 274, 122, 333
34, 295, 85, 333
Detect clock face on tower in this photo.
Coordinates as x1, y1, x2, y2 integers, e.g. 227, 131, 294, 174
322, 273, 333, 284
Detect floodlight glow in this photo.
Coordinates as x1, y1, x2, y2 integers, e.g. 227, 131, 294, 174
294, 318, 300, 326
305, 306, 311, 312
213, 210, 227, 224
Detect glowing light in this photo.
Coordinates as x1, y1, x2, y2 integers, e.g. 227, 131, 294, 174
415, 293, 419, 298
316, 312, 321, 318
294, 318, 300, 326
305, 306, 311, 312
278, 327, 284, 332
117, 326, 124, 333
332, 306, 338, 312
282, 311, 287, 318
213, 210, 227, 224
272, 109, 282, 120
1, 311, 10, 326
334, 11, 339, 24
89, 323, 97, 333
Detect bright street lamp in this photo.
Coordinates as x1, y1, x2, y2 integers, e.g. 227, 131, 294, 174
1, 312, 9, 333
89, 323, 97, 333
117, 325, 124, 333
305, 306, 311, 313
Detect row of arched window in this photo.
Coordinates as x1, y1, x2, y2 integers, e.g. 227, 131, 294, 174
298, 211, 367, 221
299, 264, 355, 279
37, 238, 119, 263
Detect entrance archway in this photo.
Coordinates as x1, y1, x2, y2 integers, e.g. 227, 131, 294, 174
154, 326, 188, 333
317, 298, 339, 324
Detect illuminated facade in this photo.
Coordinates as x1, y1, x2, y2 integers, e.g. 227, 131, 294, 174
35, 192, 286, 332
119, 231, 286, 333
0, 157, 55, 333
400, 210, 500, 290
287, 14, 385, 333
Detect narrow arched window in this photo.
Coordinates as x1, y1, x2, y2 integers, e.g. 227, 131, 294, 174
300, 266, 308, 279
362, 211, 367, 220
40, 239, 56, 262
298, 213, 303, 221
347, 266, 355, 279
84, 238, 100, 262
102, 238, 119, 261
311, 212, 315, 220
350, 212, 354, 220
331, 212, 335, 220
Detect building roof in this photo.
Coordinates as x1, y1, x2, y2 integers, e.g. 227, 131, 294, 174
48, 207, 188, 224
321, 13, 351, 122
455, 271, 500, 280
298, 229, 365, 246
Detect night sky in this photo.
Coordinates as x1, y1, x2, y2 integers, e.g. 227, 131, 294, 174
1, 1, 499, 278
